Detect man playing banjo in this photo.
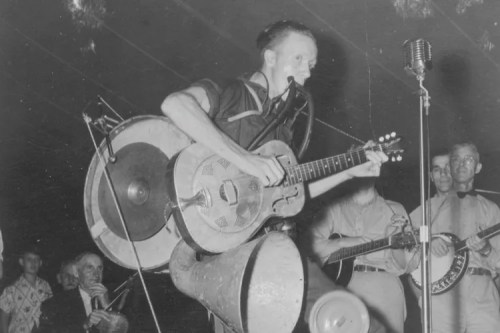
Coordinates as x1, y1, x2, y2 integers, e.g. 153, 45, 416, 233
410, 142, 500, 332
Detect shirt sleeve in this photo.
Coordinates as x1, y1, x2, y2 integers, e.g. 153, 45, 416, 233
0, 287, 14, 313
479, 198, 500, 270
190, 78, 222, 119
384, 201, 418, 274
409, 195, 448, 230
409, 206, 422, 228
301, 204, 341, 265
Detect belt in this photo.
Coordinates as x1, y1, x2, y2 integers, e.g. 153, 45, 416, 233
353, 265, 386, 273
466, 267, 491, 276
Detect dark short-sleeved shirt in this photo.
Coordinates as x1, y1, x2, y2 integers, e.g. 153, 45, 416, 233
193, 76, 294, 149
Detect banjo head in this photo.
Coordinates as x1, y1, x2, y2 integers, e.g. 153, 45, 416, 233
84, 115, 193, 270
410, 232, 469, 295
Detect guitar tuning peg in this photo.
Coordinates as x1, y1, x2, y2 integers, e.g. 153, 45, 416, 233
379, 136, 384, 142
385, 134, 390, 140
391, 132, 396, 137
397, 155, 402, 161
391, 156, 396, 162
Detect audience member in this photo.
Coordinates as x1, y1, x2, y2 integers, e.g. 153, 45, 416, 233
56, 259, 78, 292
0, 247, 52, 333
39, 251, 127, 333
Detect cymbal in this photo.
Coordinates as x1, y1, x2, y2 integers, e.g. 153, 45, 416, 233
98, 141, 171, 241
84, 115, 193, 270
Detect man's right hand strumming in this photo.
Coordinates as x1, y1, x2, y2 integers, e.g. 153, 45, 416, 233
239, 152, 285, 187
430, 238, 451, 257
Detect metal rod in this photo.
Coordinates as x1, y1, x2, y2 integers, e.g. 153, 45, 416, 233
97, 95, 125, 122
104, 288, 129, 311
476, 189, 500, 195
418, 77, 432, 333
113, 272, 138, 293
83, 114, 163, 333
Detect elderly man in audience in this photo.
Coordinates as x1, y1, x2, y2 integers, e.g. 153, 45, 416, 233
39, 252, 117, 333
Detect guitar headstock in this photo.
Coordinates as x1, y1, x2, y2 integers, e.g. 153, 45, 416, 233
378, 132, 404, 162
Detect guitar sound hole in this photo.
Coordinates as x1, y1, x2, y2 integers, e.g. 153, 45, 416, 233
219, 183, 238, 202
219, 185, 227, 201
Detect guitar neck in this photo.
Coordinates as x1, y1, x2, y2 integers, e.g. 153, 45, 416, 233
325, 237, 391, 265
455, 222, 500, 252
284, 146, 382, 186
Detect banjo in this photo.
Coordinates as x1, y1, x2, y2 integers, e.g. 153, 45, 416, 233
411, 223, 500, 295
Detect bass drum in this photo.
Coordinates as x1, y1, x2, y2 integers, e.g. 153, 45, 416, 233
84, 115, 193, 270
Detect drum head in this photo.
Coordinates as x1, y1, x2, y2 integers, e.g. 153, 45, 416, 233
84, 115, 193, 270
309, 290, 370, 333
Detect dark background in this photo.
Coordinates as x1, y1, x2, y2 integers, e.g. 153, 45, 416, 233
1, 0, 499, 332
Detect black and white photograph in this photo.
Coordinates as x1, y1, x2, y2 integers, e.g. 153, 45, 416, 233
1, 1, 500, 332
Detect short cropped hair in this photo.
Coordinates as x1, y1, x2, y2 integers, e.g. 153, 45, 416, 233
19, 246, 42, 259
59, 259, 76, 273
432, 148, 450, 159
74, 251, 101, 268
450, 142, 480, 163
256, 20, 316, 57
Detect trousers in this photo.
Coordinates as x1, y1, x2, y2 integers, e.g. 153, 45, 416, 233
427, 274, 500, 333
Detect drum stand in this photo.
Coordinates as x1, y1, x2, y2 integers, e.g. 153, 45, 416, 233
84, 95, 123, 163
416, 76, 432, 333
83, 96, 163, 333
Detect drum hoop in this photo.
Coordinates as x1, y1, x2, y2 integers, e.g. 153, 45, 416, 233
410, 232, 470, 295
83, 115, 192, 270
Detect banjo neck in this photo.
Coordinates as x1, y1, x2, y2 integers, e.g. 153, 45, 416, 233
455, 222, 500, 252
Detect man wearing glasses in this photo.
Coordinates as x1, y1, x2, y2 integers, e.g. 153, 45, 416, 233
412, 142, 500, 332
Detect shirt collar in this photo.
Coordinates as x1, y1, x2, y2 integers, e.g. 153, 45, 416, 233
19, 274, 40, 286
239, 75, 268, 96
345, 190, 380, 208
79, 287, 91, 301
79, 287, 93, 315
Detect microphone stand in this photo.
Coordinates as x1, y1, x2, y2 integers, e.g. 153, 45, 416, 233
416, 74, 432, 333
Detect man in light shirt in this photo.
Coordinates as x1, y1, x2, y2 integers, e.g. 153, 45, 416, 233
304, 178, 415, 332
410, 143, 500, 332
429, 150, 452, 198
0, 247, 52, 333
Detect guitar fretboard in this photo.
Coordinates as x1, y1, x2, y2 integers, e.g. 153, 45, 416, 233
325, 238, 391, 265
455, 222, 500, 252
283, 145, 384, 186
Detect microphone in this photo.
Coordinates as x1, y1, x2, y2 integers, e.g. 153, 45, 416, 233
403, 38, 432, 78
83, 298, 99, 331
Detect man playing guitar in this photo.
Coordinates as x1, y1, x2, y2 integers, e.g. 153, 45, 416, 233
161, 20, 388, 332
303, 178, 416, 332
